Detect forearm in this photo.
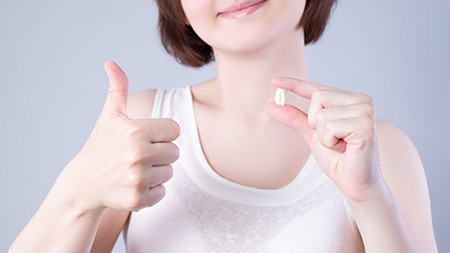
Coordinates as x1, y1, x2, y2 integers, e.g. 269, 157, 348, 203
347, 182, 422, 253
9, 177, 104, 253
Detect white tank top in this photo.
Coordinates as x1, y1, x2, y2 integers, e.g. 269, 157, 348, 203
124, 87, 364, 253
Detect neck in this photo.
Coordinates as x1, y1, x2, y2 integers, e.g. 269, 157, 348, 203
209, 29, 308, 122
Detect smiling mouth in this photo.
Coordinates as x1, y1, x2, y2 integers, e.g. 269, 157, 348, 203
218, 0, 267, 19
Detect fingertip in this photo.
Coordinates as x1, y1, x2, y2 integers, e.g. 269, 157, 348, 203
104, 60, 116, 68
103, 61, 113, 78
271, 77, 284, 83
104, 61, 122, 81
173, 121, 181, 139
103, 60, 121, 74
104, 61, 128, 85
271, 77, 302, 91
271, 77, 287, 88
103, 60, 111, 67
165, 118, 181, 140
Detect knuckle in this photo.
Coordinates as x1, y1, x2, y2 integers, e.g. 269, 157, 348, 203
367, 122, 377, 136
315, 110, 326, 122
358, 103, 375, 118
311, 90, 322, 102
317, 134, 330, 149
129, 147, 147, 164
124, 124, 145, 139
307, 115, 316, 129
127, 170, 144, 188
360, 118, 376, 136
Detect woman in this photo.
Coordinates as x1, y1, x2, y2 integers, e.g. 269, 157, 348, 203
10, 0, 438, 252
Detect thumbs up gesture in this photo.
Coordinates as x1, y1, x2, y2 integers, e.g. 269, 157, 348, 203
59, 61, 180, 213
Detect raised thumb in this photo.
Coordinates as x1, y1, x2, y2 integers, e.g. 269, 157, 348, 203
102, 60, 129, 117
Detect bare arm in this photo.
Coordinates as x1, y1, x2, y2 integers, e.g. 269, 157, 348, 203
90, 209, 130, 253
377, 121, 437, 252
266, 77, 438, 253
8, 180, 105, 253
9, 62, 176, 253
344, 121, 437, 252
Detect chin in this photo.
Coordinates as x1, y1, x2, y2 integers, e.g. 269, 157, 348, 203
217, 39, 269, 54
213, 28, 302, 58
210, 25, 281, 55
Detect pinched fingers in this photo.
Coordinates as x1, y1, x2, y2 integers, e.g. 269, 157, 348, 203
271, 77, 373, 129
270, 76, 376, 152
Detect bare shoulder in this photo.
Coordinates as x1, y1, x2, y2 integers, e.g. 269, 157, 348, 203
376, 120, 428, 187
127, 89, 158, 119
377, 120, 418, 154
376, 120, 438, 252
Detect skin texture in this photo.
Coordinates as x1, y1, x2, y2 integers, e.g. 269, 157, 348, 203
9, 62, 180, 253
10, 0, 438, 252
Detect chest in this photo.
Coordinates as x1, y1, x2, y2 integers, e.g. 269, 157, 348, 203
125, 168, 362, 253
195, 112, 311, 190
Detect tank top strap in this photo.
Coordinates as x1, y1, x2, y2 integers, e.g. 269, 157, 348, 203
151, 87, 190, 119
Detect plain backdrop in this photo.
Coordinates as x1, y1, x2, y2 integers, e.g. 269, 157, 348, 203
1, 0, 449, 252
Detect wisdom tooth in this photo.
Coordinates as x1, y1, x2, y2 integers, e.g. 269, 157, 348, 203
275, 88, 287, 106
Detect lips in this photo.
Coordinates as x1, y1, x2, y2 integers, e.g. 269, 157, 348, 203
219, 0, 267, 19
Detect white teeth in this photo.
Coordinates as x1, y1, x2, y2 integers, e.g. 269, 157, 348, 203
275, 88, 287, 106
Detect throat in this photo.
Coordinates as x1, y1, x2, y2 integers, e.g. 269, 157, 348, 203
194, 103, 311, 190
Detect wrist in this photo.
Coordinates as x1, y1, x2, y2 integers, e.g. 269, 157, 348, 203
53, 164, 106, 218
343, 179, 423, 253
345, 179, 393, 209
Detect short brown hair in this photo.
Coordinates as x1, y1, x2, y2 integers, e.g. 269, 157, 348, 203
156, 0, 337, 67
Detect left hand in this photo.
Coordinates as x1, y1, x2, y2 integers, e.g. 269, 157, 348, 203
266, 77, 384, 203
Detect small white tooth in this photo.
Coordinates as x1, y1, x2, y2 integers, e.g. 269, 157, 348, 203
275, 88, 287, 106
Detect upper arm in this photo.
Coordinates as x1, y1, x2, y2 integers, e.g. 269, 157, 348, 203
127, 89, 157, 119
376, 120, 438, 252
91, 88, 157, 252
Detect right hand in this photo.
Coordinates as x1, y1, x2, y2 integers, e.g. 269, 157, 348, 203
59, 61, 180, 213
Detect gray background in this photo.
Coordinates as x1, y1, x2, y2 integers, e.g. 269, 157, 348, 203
1, 0, 449, 252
